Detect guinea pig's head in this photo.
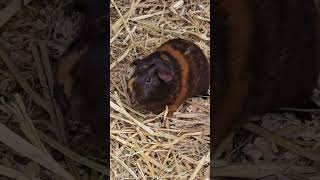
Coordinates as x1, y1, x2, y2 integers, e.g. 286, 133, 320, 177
128, 53, 177, 112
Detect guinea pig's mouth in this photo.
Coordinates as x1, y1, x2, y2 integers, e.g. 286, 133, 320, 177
129, 90, 142, 103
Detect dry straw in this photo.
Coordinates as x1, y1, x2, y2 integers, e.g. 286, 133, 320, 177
0, 0, 210, 179
110, 0, 210, 179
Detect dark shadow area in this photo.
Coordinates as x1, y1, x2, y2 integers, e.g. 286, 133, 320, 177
0, 0, 109, 179
212, 0, 320, 179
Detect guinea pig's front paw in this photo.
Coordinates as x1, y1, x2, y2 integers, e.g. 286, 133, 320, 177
167, 110, 174, 118
166, 104, 180, 118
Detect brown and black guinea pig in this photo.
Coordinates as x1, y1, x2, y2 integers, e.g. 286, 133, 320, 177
213, 0, 320, 151
128, 38, 210, 117
54, 0, 107, 153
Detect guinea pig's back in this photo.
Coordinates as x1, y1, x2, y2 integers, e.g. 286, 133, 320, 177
158, 39, 210, 97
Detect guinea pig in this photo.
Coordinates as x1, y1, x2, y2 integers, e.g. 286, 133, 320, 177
54, 1, 107, 152
128, 38, 210, 117
213, 0, 320, 150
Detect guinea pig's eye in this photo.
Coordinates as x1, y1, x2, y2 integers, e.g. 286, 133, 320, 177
145, 77, 151, 84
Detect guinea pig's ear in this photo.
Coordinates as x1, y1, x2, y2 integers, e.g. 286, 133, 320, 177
157, 67, 173, 82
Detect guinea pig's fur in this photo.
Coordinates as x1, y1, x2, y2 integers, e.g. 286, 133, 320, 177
213, 0, 320, 150
54, 1, 107, 152
128, 38, 210, 117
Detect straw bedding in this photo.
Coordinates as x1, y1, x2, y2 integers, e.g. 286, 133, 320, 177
110, 0, 210, 179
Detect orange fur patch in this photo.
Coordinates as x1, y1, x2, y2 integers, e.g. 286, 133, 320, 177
157, 44, 189, 114
213, 0, 253, 148
57, 47, 88, 98
127, 77, 136, 93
